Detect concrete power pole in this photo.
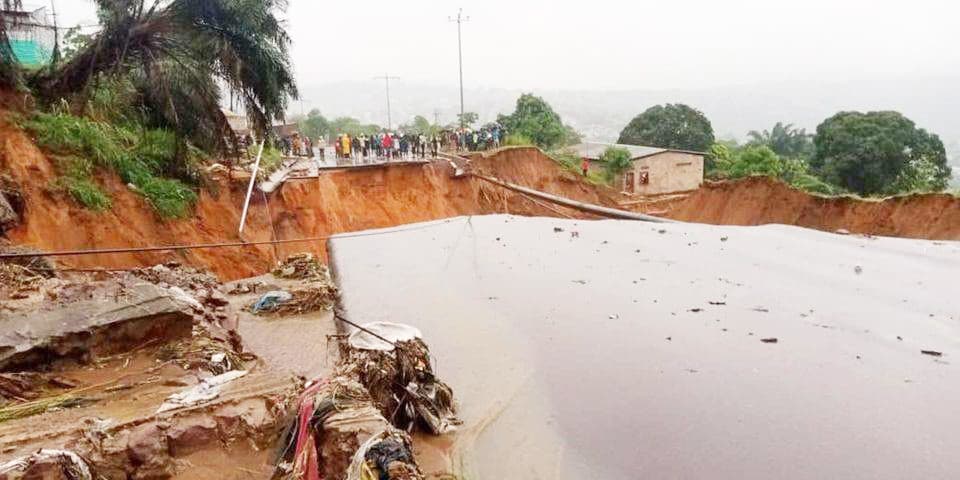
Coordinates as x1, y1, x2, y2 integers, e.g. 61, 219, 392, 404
449, 9, 469, 129
373, 73, 400, 130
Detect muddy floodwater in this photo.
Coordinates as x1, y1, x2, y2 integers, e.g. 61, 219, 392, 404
329, 215, 960, 479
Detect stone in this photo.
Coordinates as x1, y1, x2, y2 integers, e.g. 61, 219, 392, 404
166, 416, 218, 457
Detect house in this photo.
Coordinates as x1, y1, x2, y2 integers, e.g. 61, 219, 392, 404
0, 6, 56, 68
569, 142, 705, 195
222, 109, 250, 137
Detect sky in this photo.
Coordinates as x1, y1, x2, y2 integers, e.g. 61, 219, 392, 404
48, 0, 960, 91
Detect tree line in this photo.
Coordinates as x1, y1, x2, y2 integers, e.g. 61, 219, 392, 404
616, 104, 953, 196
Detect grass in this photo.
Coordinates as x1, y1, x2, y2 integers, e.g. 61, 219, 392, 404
547, 149, 607, 185
23, 112, 198, 218
502, 133, 534, 147
57, 176, 112, 211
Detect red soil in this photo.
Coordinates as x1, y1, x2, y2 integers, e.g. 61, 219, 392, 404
3, 117, 958, 282
634, 177, 960, 241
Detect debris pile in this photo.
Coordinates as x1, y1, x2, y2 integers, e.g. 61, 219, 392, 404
251, 253, 339, 315
272, 253, 330, 281
339, 323, 460, 434
274, 322, 458, 479
275, 377, 424, 480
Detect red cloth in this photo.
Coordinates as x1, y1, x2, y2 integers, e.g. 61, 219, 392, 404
293, 378, 328, 480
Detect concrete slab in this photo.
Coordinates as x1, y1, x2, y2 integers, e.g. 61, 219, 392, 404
329, 215, 960, 479
0, 283, 197, 371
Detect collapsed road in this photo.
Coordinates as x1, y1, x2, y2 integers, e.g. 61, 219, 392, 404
329, 215, 960, 479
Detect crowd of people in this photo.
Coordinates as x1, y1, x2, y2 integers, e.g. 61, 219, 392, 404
274, 122, 508, 164
331, 132, 441, 162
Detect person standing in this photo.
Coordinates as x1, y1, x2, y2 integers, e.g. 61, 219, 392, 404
581, 157, 590, 176
317, 136, 326, 162
382, 132, 393, 161
342, 134, 352, 162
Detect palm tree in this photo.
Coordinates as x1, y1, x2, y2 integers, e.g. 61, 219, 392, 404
28, 0, 297, 150
748, 122, 813, 159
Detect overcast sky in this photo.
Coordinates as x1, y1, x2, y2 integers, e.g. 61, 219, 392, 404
50, 0, 960, 91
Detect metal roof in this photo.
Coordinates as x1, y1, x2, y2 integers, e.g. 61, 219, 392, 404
568, 142, 705, 161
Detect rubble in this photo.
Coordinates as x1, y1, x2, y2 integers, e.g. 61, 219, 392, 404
338, 325, 460, 435
250, 254, 340, 316
0, 283, 197, 371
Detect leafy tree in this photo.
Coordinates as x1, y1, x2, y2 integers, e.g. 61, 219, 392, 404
298, 109, 329, 139
457, 112, 479, 128
328, 117, 380, 137
812, 111, 951, 195
400, 115, 440, 136
747, 122, 814, 159
618, 104, 714, 152
726, 145, 783, 178
601, 146, 632, 182
497, 93, 572, 149
61, 27, 95, 63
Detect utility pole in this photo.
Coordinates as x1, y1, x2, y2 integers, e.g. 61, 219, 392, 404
449, 8, 469, 129
373, 73, 400, 130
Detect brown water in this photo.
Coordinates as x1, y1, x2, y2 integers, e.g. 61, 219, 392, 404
330, 215, 960, 479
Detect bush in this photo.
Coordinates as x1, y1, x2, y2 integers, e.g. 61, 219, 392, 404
502, 134, 534, 147
57, 176, 112, 211
23, 112, 197, 218
601, 147, 632, 182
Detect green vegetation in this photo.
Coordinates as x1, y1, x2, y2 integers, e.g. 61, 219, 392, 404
297, 109, 330, 139
497, 94, 579, 149
24, 112, 198, 218
618, 104, 715, 152
457, 112, 479, 128
503, 134, 534, 147
327, 116, 382, 137
710, 142, 838, 195
0, 0, 298, 217
747, 122, 814, 160
257, 145, 284, 179
812, 111, 951, 195
547, 149, 606, 185
400, 115, 442, 136
601, 146, 632, 182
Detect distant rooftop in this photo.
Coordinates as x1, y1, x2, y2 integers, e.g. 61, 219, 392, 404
569, 142, 704, 161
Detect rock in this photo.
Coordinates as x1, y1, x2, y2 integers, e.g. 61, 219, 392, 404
205, 291, 230, 307
0, 283, 195, 371
167, 416, 218, 457
126, 423, 169, 466
0, 191, 18, 233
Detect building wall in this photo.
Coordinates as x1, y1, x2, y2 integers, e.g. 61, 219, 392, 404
626, 151, 704, 195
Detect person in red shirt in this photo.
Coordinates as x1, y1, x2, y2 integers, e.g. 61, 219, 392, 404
581, 158, 590, 176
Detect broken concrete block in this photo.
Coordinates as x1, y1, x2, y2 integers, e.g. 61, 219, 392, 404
167, 416, 218, 457
0, 283, 196, 371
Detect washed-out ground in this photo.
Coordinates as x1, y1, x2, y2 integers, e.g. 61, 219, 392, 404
330, 214, 960, 479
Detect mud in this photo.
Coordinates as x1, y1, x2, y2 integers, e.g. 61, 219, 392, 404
632, 176, 960, 240
5, 108, 959, 282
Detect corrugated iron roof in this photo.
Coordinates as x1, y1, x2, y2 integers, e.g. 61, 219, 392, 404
568, 142, 705, 161
568, 142, 666, 161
